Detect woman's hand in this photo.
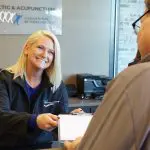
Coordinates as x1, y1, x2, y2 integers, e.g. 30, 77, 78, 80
64, 137, 82, 150
36, 113, 59, 131
70, 108, 84, 114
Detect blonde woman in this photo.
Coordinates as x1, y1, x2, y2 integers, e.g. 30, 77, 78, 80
0, 30, 69, 148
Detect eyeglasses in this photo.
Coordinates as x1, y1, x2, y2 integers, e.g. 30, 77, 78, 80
132, 9, 150, 34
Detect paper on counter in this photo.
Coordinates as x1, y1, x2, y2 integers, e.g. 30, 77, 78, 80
58, 114, 92, 141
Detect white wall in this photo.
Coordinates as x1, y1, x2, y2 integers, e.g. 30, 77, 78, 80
0, 0, 112, 83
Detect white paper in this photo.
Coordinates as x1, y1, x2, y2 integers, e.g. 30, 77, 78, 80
58, 114, 92, 141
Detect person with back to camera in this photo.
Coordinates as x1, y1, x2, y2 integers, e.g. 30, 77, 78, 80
64, 1, 150, 150
128, 0, 150, 66
0, 30, 82, 149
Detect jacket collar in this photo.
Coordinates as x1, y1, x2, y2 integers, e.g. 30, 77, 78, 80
13, 71, 53, 89
140, 53, 150, 63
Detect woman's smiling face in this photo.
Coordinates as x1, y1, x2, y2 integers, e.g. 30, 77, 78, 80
24, 35, 55, 71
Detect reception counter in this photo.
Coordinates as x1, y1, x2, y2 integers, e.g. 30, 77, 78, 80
68, 97, 101, 113
69, 97, 100, 107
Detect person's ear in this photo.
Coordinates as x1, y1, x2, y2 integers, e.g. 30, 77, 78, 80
24, 44, 29, 55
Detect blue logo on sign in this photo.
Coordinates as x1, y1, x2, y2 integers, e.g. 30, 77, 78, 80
13, 14, 22, 25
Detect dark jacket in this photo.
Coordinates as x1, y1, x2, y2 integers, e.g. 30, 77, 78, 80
0, 70, 69, 148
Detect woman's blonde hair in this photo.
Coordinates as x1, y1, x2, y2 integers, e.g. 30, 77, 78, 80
6, 30, 62, 92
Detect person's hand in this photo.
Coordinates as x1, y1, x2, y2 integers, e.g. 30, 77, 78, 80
36, 113, 59, 131
70, 108, 84, 114
64, 137, 82, 150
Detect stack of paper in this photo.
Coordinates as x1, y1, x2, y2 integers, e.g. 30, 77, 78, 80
58, 114, 93, 141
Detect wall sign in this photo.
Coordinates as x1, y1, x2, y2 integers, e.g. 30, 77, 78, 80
0, 0, 62, 35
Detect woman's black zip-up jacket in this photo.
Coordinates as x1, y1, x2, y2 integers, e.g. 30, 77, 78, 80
0, 70, 69, 148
